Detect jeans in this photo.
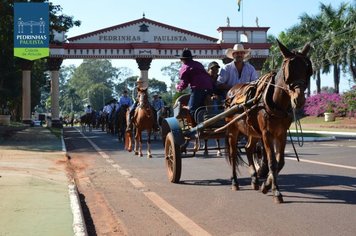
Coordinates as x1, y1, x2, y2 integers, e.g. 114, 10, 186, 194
188, 88, 212, 120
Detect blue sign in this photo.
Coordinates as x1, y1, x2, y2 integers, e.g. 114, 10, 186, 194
14, 3, 49, 60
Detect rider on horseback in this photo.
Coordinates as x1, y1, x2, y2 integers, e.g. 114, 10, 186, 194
126, 78, 147, 131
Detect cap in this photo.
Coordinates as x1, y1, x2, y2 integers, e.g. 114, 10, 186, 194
208, 61, 220, 70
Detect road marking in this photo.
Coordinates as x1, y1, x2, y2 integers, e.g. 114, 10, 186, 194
112, 164, 121, 169
106, 159, 114, 164
128, 177, 145, 188
144, 191, 212, 236
118, 169, 131, 177
77, 128, 211, 235
286, 157, 356, 170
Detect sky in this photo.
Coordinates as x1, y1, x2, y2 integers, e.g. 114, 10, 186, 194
50, 0, 354, 93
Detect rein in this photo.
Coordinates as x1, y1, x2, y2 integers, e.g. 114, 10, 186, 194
287, 108, 304, 162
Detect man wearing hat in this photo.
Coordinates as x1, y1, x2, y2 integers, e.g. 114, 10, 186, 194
217, 44, 257, 91
151, 93, 164, 130
176, 48, 213, 125
126, 78, 149, 131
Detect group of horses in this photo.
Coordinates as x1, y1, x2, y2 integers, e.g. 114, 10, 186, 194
80, 40, 312, 203
79, 95, 171, 158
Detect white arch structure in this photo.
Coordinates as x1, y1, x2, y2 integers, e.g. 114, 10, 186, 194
22, 17, 271, 127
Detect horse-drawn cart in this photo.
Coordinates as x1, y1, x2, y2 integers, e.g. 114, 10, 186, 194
161, 95, 261, 183
161, 40, 312, 204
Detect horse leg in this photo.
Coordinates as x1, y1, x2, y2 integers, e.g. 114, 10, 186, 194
228, 131, 239, 190
216, 139, 222, 157
138, 130, 143, 157
245, 140, 260, 191
147, 129, 152, 158
260, 135, 283, 203
134, 129, 139, 155
204, 139, 209, 156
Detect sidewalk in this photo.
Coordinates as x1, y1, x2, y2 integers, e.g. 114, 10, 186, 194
0, 125, 86, 236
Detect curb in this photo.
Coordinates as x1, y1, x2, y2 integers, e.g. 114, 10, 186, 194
61, 130, 88, 236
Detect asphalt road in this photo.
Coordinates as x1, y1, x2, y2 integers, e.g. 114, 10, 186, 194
64, 127, 356, 236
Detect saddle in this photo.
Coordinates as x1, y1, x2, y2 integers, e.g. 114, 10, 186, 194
225, 72, 276, 109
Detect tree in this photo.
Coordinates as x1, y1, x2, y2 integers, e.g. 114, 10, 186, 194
68, 59, 117, 109
0, 0, 80, 120
148, 78, 167, 94
161, 61, 181, 85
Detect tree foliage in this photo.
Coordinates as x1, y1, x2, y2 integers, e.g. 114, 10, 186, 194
263, 2, 355, 94
0, 0, 80, 120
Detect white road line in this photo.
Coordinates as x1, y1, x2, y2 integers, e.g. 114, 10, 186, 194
78, 128, 211, 235
119, 169, 131, 177
286, 157, 356, 170
144, 191, 212, 236
128, 177, 145, 188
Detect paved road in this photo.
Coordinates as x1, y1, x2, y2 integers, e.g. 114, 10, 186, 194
64, 127, 356, 236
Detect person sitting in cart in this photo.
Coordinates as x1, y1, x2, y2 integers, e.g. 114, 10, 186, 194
175, 48, 213, 125
216, 44, 258, 93
207, 61, 225, 108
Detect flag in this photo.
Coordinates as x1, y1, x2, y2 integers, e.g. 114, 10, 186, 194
237, 0, 241, 12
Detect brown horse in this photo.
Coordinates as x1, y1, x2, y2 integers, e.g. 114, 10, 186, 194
125, 88, 154, 158
224, 40, 312, 203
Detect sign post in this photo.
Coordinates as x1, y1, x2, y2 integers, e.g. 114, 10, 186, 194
14, 3, 49, 60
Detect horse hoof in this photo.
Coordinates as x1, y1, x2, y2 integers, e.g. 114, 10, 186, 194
147, 155, 152, 158
134, 151, 139, 155
231, 185, 240, 191
261, 182, 270, 194
216, 151, 222, 157
273, 195, 284, 204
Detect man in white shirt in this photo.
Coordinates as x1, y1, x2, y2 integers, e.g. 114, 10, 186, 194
217, 44, 258, 91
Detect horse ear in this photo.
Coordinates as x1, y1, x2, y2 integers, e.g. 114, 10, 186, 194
300, 42, 311, 56
276, 39, 294, 58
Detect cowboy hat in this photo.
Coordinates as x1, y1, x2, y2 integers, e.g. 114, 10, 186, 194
176, 49, 195, 59
136, 78, 148, 89
225, 44, 251, 59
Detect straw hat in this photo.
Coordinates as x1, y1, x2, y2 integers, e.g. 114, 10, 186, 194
225, 44, 251, 59
136, 77, 148, 89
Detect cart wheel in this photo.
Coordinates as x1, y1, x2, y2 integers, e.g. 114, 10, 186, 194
165, 132, 182, 183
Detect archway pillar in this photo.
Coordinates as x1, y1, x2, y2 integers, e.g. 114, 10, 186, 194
21, 60, 34, 125
136, 58, 152, 88
47, 57, 63, 128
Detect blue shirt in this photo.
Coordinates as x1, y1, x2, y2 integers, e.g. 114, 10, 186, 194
217, 61, 257, 87
119, 95, 133, 107
152, 98, 164, 111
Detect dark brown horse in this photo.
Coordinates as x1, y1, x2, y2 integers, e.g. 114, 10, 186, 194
225, 40, 312, 203
125, 88, 154, 158
80, 110, 96, 132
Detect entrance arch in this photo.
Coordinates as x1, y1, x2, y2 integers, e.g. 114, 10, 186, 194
28, 16, 271, 127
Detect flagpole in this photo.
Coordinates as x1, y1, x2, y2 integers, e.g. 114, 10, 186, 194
241, 0, 244, 26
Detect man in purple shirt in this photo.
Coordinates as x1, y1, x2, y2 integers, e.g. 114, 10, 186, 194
176, 49, 213, 124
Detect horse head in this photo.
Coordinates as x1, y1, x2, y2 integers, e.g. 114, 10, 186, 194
137, 88, 151, 109
277, 39, 313, 109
